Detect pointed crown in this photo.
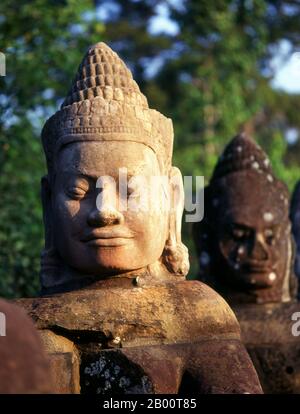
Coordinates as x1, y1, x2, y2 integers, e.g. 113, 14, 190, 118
209, 133, 290, 220
211, 133, 274, 182
42, 42, 173, 173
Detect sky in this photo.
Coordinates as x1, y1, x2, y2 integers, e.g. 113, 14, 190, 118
147, 5, 300, 144
270, 40, 300, 94
90, 2, 300, 94
148, 5, 300, 95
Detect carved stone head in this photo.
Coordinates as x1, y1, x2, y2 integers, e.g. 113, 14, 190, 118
194, 133, 297, 304
40, 42, 189, 294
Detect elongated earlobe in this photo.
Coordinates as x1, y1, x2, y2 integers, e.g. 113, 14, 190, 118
41, 175, 52, 250
162, 167, 190, 277
40, 175, 62, 291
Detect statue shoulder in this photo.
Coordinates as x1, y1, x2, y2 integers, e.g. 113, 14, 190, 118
233, 301, 300, 344
16, 280, 241, 346
170, 280, 241, 340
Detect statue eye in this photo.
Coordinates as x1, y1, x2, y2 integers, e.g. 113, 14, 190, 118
127, 184, 141, 199
128, 189, 139, 197
67, 186, 88, 199
231, 228, 249, 241
65, 177, 91, 199
265, 229, 275, 245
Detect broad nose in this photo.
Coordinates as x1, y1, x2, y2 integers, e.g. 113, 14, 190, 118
87, 184, 124, 227
250, 233, 269, 261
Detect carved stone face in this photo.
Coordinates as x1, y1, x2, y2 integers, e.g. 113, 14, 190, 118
213, 171, 290, 294
216, 172, 289, 289
51, 140, 169, 276
40, 42, 190, 293
194, 133, 298, 304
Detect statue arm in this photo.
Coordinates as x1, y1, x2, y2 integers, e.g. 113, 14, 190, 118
183, 338, 263, 394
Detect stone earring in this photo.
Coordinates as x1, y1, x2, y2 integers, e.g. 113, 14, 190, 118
162, 239, 189, 277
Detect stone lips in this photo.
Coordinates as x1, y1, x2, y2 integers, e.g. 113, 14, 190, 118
42, 42, 173, 173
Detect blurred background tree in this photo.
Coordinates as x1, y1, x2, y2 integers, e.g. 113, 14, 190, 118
0, 0, 105, 297
1, 0, 300, 297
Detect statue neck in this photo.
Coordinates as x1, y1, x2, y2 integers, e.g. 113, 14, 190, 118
40, 248, 180, 296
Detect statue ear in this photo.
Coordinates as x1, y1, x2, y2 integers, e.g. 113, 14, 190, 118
161, 166, 190, 277
41, 175, 53, 249
40, 175, 61, 291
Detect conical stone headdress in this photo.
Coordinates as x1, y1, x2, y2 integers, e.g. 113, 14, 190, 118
42, 42, 173, 173
210, 132, 290, 221
211, 133, 274, 182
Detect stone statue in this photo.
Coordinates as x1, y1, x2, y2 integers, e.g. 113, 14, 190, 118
193, 133, 300, 393
39, 41, 189, 294
17, 43, 262, 394
290, 180, 300, 294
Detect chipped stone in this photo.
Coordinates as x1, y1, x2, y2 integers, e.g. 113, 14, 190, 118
268, 272, 276, 282
263, 212, 274, 222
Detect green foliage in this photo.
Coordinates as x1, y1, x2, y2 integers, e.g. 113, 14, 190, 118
149, 1, 300, 276
0, 0, 105, 298
153, 0, 300, 186
0, 119, 43, 297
